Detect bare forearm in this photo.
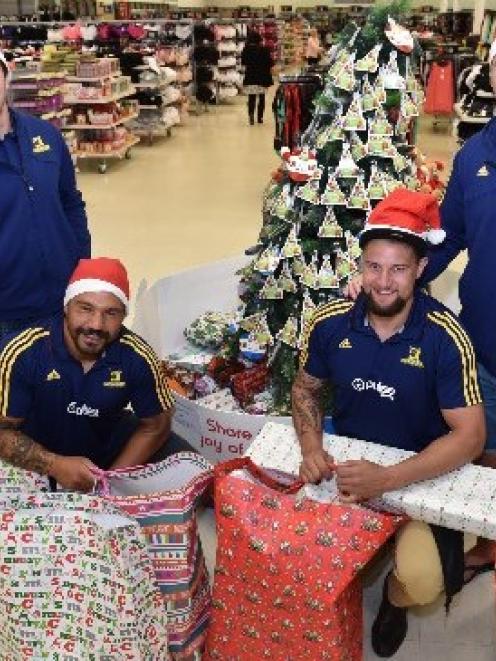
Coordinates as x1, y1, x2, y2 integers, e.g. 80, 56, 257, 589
0, 428, 56, 476
385, 431, 482, 492
291, 374, 324, 453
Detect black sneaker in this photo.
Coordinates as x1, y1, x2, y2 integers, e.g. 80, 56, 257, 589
371, 574, 408, 658
249, 117, 255, 126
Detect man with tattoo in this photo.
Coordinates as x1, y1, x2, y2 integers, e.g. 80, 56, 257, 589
0, 258, 175, 492
292, 189, 485, 658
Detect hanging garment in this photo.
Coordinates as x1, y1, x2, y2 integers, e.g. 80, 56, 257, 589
424, 61, 455, 115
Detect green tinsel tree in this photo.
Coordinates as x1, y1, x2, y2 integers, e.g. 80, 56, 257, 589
232, 1, 424, 414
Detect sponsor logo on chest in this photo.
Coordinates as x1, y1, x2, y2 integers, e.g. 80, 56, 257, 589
67, 401, 99, 417
351, 378, 396, 401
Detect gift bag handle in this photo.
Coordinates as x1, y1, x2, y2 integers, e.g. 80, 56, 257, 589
215, 457, 304, 494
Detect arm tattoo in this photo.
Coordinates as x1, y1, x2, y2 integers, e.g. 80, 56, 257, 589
292, 370, 324, 437
0, 428, 54, 475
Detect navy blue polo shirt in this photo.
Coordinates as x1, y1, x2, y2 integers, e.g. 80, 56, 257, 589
301, 291, 481, 453
0, 317, 174, 467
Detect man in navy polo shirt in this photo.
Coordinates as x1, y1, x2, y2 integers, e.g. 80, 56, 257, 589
292, 189, 485, 658
0, 257, 174, 492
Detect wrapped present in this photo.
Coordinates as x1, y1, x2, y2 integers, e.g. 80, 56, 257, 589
207, 356, 245, 388
162, 359, 196, 397
168, 350, 215, 374
247, 422, 496, 540
204, 458, 402, 660
231, 362, 269, 406
0, 492, 169, 659
95, 453, 213, 660
0, 458, 50, 492
184, 311, 234, 349
198, 388, 243, 412
194, 374, 219, 398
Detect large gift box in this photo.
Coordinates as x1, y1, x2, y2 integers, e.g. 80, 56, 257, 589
247, 422, 496, 540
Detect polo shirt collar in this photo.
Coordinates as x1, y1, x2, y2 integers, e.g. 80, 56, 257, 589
350, 287, 426, 342
48, 315, 124, 366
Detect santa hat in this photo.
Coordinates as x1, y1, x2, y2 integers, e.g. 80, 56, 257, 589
359, 188, 445, 249
490, 40, 496, 65
64, 257, 130, 313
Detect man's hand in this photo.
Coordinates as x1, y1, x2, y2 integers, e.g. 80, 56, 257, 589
50, 456, 99, 492
335, 459, 391, 502
300, 449, 335, 484
343, 274, 363, 300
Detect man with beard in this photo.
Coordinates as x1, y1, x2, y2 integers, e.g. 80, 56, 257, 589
0, 258, 174, 492
292, 189, 485, 658
0, 51, 89, 341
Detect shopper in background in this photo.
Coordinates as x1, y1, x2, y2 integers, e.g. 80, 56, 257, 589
305, 28, 323, 66
0, 258, 177, 492
293, 189, 485, 658
241, 31, 274, 126
0, 51, 90, 342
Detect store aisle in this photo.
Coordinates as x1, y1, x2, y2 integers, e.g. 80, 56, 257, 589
78, 95, 279, 312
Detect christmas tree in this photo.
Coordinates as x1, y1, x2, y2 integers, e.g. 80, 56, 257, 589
227, 2, 425, 413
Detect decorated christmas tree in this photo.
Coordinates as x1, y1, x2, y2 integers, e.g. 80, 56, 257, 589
226, 2, 426, 413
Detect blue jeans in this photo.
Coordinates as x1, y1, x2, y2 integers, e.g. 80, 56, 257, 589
477, 363, 496, 452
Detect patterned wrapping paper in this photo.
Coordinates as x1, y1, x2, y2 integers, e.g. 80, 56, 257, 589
204, 458, 402, 660
247, 422, 496, 540
96, 453, 214, 661
0, 491, 170, 660
0, 458, 50, 492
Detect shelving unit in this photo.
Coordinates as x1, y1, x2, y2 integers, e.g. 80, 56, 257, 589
9, 70, 68, 129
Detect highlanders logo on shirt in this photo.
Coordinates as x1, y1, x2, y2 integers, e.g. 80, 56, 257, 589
32, 135, 50, 154
103, 370, 126, 388
400, 346, 424, 369
339, 338, 352, 349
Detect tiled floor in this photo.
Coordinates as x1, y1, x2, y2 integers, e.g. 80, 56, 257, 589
79, 93, 493, 658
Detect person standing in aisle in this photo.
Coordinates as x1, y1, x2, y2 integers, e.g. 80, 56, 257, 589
241, 31, 274, 126
305, 28, 323, 66
0, 51, 90, 341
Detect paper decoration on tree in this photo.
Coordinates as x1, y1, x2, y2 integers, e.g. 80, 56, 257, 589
354, 44, 382, 74
350, 131, 369, 162
392, 148, 409, 173
255, 244, 281, 274
336, 143, 360, 179
281, 226, 303, 259
278, 261, 298, 293
345, 230, 362, 260
383, 172, 403, 195
343, 93, 367, 132
336, 248, 353, 280
380, 51, 405, 90
260, 274, 283, 299
295, 177, 321, 204
253, 315, 274, 346
318, 208, 344, 238
368, 134, 396, 158
373, 77, 387, 105
239, 311, 266, 332
270, 186, 293, 221
367, 164, 386, 200
328, 48, 353, 81
276, 316, 299, 348
334, 54, 357, 93
347, 176, 371, 211
318, 255, 340, 289
406, 71, 419, 93
362, 76, 379, 113
320, 172, 348, 206
403, 173, 419, 191
291, 253, 307, 277
368, 105, 393, 136
401, 92, 419, 118
395, 112, 410, 142
300, 254, 320, 290
301, 288, 317, 330
385, 16, 414, 54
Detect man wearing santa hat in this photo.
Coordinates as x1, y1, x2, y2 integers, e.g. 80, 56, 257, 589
292, 189, 485, 657
0, 258, 175, 492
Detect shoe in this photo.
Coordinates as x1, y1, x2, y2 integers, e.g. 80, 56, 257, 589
249, 117, 254, 126
371, 574, 408, 658
257, 118, 263, 124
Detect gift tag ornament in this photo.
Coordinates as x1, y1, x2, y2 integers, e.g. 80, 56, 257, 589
239, 311, 266, 333
276, 316, 299, 348
301, 289, 317, 330
381, 51, 405, 90
373, 77, 387, 106
239, 332, 267, 363
335, 248, 352, 280
347, 176, 371, 211
320, 172, 347, 206
300, 258, 319, 290
403, 173, 419, 191
401, 92, 419, 119
281, 226, 303, 259
362, 76, 379, 113
350, 131, 368, 163
278, 261, 298, 293
292, 253, 307, 277
406, 71, 419, 93
369, 105, 393, 137
392, 148, 409, 173
318, 208, 344, 238
383, 173, 403, 195
368, 133, 396, 159
336, 143, 359, 179
334, 54, 356, 93
295, 178, 321, 204
345, 230, 362, 260
260, 274, 283, 299
343, 93, 367, 132
262, 183, 279, 214
271, 186, 293, 221
255, 244, 281, 275
318, 255, 340, 289
253, 317, 274, 346
367, 164, 386, 200
328, 48, 352, 81
395, 112, 410, 140
315, 114, 345, 148
354, 44, 382, 74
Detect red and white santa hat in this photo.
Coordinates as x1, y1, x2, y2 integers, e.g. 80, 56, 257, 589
359, 188, 445, 248
64, 257, 130, 313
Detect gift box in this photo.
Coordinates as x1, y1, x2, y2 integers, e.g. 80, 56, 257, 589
247, 422, 496, 540
198, 388, 243, 412
207, 356, 245, 388
161, 359, 196, 398
185, 311, 235, 349
231, 362, 269, 405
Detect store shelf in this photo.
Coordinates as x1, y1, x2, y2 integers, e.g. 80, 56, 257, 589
134, 81, 169, 89
64, 112, 139, 130
66, 74, 121, 83
72, 136, 140, 160
64, 87, 137, 105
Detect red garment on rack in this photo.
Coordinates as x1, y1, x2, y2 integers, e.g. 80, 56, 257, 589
283, 84, 302, 150
424, 61, 455, 115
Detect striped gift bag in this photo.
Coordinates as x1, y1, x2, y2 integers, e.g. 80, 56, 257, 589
95, 452, 213, 660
